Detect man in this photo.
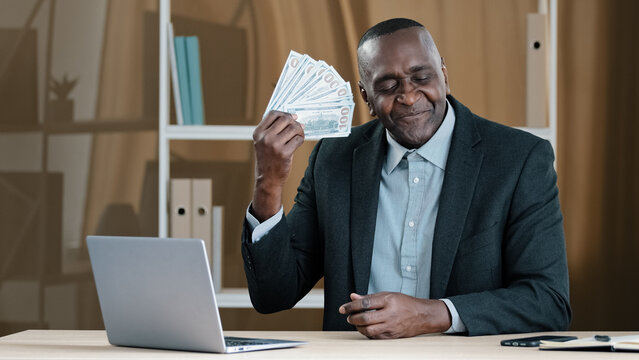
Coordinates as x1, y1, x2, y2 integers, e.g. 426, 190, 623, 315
242, 18, 571, 338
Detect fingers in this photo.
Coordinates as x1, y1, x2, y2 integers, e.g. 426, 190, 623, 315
339, 293, 386, 315
256, 111, 300, 139
344, 293, 387, 327
347, 308, 384, 327
254, 111, 304, 156
339, 293, 442, 339
355, 324, 397, 340
340, 293, 387, 335
256, 110, 296, 132
278, 122, 305, 150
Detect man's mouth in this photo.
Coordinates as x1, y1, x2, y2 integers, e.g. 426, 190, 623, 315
394, 109, 431, 121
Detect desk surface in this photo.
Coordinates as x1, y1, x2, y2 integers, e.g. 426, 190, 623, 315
0, 330, 636, 359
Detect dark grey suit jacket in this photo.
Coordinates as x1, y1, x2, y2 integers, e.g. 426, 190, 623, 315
242, 96, 571, 335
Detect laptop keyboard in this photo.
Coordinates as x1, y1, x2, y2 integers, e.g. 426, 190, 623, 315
225, 336, 273, 347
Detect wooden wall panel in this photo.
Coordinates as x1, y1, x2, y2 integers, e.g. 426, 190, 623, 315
1, 0, 637, 334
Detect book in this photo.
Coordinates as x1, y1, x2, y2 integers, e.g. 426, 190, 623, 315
185, 36, 205, 125
167, 23, 184, 125
175, 36, 192, 125
540, 335, 639, 352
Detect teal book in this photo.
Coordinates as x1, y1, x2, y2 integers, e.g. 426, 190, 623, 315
185, 36, 205, 126
175, 36, 192, 125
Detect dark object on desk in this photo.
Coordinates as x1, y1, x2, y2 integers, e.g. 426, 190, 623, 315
501, 335, 577, 347
539, 335, 639, 352
594, 334, 611, 342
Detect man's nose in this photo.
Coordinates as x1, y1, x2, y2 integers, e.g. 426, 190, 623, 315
396, 83, 419, 106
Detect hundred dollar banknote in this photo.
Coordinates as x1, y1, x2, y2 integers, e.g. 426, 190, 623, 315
265, 50, 355, 138
284, 103, 354, 139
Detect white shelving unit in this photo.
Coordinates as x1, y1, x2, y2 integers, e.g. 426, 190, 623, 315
156, 0, 557, 309
157, 0, 319, 308
519, 0, 558, 154
165, 125, 255, 140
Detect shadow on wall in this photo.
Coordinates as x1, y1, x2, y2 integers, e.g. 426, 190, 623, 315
0, 29, 38, 128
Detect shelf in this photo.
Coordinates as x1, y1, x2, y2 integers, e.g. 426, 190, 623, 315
216, 288, 324, 309
0, 119, 157, 135
164, 125, 553, 142
0, 123, 41, 133
45, 119, 157, 134
165, 125, 255, 140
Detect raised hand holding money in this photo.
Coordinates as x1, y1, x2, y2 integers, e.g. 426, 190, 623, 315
251, 110, 304, 221
251, 51, 354, 220
264, 50, 355, 139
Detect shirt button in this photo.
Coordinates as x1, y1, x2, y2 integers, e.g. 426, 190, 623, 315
406, 265, 412, 272
408, 220, 415, 228
413, 177, 420, 184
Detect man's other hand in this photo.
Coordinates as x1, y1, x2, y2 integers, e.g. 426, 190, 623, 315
251, 111, 305, 221
338, 292, 452, 339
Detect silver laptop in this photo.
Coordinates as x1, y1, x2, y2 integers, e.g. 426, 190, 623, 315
87, 235, 306, 353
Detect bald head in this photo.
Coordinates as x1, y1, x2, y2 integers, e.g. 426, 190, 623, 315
357, 18, 439, 82
358, 18, 426, 49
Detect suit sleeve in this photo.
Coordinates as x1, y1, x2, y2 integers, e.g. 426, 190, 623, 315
448, 139, 572, 335
241, 141, 325, 314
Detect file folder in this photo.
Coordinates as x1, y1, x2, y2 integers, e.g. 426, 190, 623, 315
191, 179, 212, 269
212, 205, 224, 292
170, 179, 191, 238
526, 13, 548, 128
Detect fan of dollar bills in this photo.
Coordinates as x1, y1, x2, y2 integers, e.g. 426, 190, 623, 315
264, 50, 355, 139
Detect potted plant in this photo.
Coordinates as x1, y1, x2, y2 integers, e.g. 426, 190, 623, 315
46, 74, 77, 123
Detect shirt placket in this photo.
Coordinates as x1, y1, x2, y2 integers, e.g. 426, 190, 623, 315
399, 152, 426, 296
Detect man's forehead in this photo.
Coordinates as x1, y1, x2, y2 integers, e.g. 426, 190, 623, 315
358, 27, 432, 58
358, 30, 439, 78
358, 27, 439, 79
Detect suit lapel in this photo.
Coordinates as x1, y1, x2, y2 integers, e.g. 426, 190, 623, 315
350, 122, 386, 295
430, 97, 483, 299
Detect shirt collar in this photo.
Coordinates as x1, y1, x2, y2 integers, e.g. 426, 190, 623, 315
385, 99, 456, 173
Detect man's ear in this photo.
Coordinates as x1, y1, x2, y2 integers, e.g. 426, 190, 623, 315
441, 57, 451, 95
358, 81, 376, 116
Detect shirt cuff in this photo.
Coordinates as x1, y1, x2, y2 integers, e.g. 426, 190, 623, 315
246, 204, 284, 243
441, 298, 467, 334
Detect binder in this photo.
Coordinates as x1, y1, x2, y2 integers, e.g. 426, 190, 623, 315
185, 36, 205, 125
167, 23, 184, 125
191, 179, 212, 269
526, 13, 548, 128
175, 36, 192, 125
170, 179, 191, 238
212, 206, 224, 292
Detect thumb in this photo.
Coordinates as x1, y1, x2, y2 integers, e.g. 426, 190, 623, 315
350, 293, 364, 301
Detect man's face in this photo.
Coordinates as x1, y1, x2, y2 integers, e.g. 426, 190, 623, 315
358, 27, 450, 149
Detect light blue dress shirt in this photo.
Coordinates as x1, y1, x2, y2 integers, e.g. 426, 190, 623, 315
247, 100, 466, 333
368, 100, 465, 333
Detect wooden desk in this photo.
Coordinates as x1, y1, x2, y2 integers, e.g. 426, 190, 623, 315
0, 330, 636, 359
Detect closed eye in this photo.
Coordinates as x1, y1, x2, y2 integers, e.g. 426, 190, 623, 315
375, 80, 398, 93
413, 72, 433, 83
